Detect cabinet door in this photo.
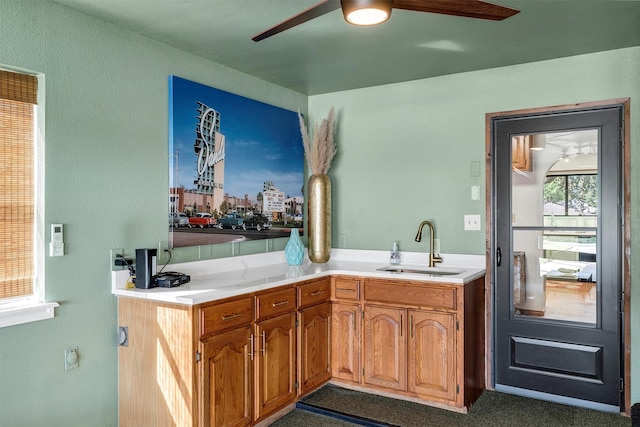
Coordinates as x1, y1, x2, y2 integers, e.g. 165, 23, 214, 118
363, 305, 406, 391
408, 310, 457, 402
254, 313, 296, 421
200, 326, 253, 427
299, 302, 332, 395
331, 302, 361, 383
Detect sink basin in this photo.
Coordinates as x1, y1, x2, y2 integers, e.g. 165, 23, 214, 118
377, 266, 466, 276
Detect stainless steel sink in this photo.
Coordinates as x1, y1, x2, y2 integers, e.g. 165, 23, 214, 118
377, 266, 465, 276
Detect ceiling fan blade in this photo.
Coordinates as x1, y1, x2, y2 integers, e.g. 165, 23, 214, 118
252, 0, 341, 42
393, 0, 519, 21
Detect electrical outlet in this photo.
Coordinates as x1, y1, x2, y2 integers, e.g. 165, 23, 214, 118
111, 248, 124, 270
157, 241, 169, 263
464, 215, 481, 231
64, 347, 79, 371
338, 234, 346, 248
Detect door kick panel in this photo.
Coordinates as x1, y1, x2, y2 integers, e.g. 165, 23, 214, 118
510, 336, 603, 380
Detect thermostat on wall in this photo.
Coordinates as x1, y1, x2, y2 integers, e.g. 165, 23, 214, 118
49, 223, 64, 257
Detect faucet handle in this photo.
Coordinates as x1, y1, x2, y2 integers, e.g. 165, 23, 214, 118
431, 254, 443, 266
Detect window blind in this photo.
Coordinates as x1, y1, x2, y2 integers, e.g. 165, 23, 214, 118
0, 70, 38, 300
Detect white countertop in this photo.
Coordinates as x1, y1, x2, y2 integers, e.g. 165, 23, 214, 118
111, 249, 486, 305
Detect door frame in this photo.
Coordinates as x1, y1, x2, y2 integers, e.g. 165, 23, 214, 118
484, 98, 631, 414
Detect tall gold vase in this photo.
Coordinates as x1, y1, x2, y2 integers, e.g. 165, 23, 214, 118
307, 174, 331, 263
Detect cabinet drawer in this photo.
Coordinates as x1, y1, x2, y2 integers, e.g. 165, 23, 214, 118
333, 277, 361, 301
256, 287, 296, 320
298, 278, 331, 308
364, 280, 457, 310
199, 296, 253, 338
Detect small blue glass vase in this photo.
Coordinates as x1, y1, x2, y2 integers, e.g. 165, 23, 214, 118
285, 228, 304, 266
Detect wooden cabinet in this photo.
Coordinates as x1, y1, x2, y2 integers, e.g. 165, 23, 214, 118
362, 305, 457, 401
363, 305, 407, 391
408, 310, 456, 401
331, 302, 361, 383
200, 296, 253, 338
358, 277, 485, 410
512, 135, 532, 171
297, 277, 332, 396
254, 312, 296, 421
331, 276, 362, 384
332, 276, 361, 301
118, 273, 485, 424
254, 286, 297, 421
298, 277, 331, 309
199, 295, 255, 426
298, 302, 331, 395
200, 325, 253, 427
118, 298, 198, 427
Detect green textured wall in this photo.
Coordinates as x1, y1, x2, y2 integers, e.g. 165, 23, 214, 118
310, 46, 639, 403
0, 1, 305, 425
0, 1, 638, 425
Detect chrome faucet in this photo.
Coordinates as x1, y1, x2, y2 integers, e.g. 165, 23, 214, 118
415, 220, 443, 268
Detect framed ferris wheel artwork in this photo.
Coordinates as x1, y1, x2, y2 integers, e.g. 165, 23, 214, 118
168, 75, 305, 248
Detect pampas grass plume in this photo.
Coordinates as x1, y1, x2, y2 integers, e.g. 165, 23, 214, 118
298, 107, 336, 175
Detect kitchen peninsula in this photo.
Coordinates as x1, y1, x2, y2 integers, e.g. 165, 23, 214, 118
113, 249, 486, 426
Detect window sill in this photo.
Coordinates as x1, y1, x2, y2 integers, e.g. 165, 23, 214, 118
0, 301, 59, 328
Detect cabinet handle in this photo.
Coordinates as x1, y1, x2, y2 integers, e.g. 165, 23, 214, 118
310, 289, 326, 296
410, 315, 414, 338
400, 314, 403, 337
272, 300, 289, 307
261, 331, 266, 354
336, 288, 355, 292
222, 313, 243, 321
249, 334, 254, 361
353, 310, 356, 331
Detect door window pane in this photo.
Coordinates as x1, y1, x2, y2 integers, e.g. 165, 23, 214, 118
511, 130, 598, 325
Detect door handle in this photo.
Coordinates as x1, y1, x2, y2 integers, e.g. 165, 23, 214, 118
222, 313, 243, 321
410, 315, 414, 339
249, 334, 254, 361
497, 247, 502, 267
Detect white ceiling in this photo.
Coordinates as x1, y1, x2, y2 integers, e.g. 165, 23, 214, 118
51, 0, 640, 95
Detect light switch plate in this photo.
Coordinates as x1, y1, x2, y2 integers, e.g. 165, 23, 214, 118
471, 185, 480, 200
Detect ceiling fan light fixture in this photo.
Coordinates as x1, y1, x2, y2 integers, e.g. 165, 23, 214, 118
342, 0, 393, 26
530, 134, 546, 151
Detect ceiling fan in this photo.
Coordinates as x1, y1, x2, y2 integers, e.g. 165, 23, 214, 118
252, 0, 520, 42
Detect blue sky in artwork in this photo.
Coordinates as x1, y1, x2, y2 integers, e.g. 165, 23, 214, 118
169, 76, 304, 200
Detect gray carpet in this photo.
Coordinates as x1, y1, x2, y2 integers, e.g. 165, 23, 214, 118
270, 385, 631, 426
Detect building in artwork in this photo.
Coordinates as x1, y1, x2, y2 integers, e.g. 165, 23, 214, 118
170, 101, 225, 215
